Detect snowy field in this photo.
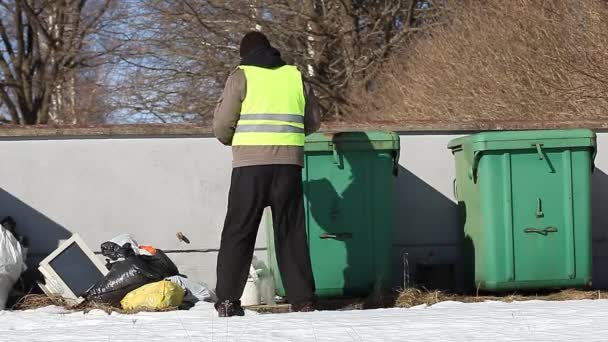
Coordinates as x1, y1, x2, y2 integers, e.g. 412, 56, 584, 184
0, 300, 607, 341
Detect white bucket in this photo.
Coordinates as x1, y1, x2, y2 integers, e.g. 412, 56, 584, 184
240, 265, 261, 306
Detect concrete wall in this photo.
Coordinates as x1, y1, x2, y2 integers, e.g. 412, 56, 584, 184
1, 130, 607, 291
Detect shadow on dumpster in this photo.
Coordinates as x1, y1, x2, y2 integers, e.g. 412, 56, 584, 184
303, 132, 394, 298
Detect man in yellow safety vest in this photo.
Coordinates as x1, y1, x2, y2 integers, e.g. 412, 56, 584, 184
213, 31, 320, 317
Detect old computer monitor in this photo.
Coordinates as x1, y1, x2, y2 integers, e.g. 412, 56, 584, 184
38, 234, 108, 304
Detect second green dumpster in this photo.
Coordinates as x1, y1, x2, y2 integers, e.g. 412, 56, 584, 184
448, 129, 596, 291
265, 131, 400, 298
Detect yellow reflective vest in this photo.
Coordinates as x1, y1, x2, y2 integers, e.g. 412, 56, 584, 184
231, 65, 306, 146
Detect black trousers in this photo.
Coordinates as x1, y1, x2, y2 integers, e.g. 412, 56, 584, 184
215, 165, 315, 304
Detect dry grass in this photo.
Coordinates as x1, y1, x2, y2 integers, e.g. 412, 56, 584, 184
12, 294, 179, 314
357, 0, 608, 122
395, 288, 607, 308
12, 294, 72, 311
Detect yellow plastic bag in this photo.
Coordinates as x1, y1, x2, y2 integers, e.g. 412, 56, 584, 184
121, 280, 185, 311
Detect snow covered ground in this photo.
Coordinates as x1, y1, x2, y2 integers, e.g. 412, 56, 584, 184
0, 299, 606, 341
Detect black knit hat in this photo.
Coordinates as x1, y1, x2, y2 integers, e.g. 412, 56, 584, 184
240, 31, 271, 58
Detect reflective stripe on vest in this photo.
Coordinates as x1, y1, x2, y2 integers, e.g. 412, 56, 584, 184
232, 65, 306, 146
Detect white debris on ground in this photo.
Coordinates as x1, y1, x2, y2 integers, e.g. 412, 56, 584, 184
0, 299, 606, 342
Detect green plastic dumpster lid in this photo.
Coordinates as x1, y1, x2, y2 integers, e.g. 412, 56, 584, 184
305, 131, 400, 152
447, 129, 596, 152
447, 129, 597, 182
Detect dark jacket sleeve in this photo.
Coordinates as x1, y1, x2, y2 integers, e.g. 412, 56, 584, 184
303, 82, 321, 135
213, 69, 246, 145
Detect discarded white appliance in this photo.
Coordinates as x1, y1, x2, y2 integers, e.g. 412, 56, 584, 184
38, 234, 108, 304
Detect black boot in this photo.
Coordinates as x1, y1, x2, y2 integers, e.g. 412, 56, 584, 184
215, 300, 245, 317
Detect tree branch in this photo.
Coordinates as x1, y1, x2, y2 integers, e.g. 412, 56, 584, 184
0, 85, 21, 123
17, 0, 53, 45
0, 18, 14, 56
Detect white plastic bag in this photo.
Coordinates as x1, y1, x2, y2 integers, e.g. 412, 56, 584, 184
165, 275, 216, 303
0, 226, 26, 310
109, 234, 140, 256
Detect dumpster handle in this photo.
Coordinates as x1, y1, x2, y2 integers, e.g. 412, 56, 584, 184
533, 144, 554, 173
453, 179, 458, 201
535, 143, 544, 160
330, 143, 344, 169
320, 233, 352, 240
468, 151, 482, 182
524, 227, 558, 235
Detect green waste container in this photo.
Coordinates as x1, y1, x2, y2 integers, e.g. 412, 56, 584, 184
448, 129, 596, 291
265, 131, 400, 297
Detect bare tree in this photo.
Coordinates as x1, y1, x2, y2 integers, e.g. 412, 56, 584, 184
257, 0, 442, 118
0, 0, 118, 125
113, 0, 438, 122
106, 0, 241, 123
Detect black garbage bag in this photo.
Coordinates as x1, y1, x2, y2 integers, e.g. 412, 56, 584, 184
85, 256, 162, 306
85, 249, 180, 306
100, 241, 137, 261
140, 249, 179, 279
